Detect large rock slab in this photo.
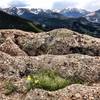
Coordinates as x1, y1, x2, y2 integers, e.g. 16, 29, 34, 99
0, 84, 100, 100
25, 84, 100, 100
0, 38, 27, 56
0, 29, 100, 100
0, 29, 100, 56
0, 51, 99, 82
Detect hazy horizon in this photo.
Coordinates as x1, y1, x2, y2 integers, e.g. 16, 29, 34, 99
0, 0, 100, 11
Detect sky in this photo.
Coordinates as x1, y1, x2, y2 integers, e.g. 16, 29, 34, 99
0, 0, 99, 11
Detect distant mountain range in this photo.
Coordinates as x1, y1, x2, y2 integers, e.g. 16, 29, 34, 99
60, 8, 90, 18
2, 7, 100, 24
0, 10, 43, 32
0, 7, 100, 37
85, 10, 100, 23
2, 7, 91, 19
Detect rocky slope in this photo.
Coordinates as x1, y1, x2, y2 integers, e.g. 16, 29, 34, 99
0, 29, 100, 100
0, 29, 99, 56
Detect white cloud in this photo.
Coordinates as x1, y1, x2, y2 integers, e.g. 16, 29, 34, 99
0, 0, 61, 8
53, 0, 100, 11
0, 0, 11, 8
9, 0, 29, 7
0, 0, 100, 11
26, 0, 61, 9
83, 0, 100, 11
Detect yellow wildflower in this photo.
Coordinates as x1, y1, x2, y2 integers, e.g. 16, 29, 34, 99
34, 80, 39, 84
27, 75, 32, 81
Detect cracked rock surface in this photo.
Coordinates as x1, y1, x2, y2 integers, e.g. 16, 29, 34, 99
0, 29, 100, 100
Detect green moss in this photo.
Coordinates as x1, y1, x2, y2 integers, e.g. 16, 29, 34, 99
4, 81, 17, 95
26, 70, 70, 91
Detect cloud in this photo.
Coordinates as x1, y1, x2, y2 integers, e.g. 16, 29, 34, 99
52, 0, 78, 9
52, 0, 100, 11
26, 0, 61, 9
0, 0, 60, 8
0, 0, 99, 11
83, 0, 100, 11
8, 0, 29, 7
0, 0, 11, 8
0, 0, 29, 8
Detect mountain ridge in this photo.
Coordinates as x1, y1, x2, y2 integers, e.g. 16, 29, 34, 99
0, 9, 43, 32
0, 7, 100, 37
2, 7, 91, 18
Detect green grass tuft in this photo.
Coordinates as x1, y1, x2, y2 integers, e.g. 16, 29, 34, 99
4, 81, 17, 95
26, 70, 70, 91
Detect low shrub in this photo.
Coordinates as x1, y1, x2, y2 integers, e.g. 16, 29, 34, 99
26, 70, 70, 91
